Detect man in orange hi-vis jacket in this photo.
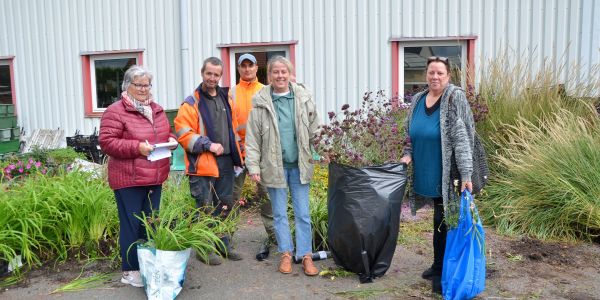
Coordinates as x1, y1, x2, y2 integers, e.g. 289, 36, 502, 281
174, 56, 243, 265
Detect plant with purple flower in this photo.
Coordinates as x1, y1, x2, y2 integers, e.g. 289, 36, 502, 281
313, 90, 409, 167
465, 84, 489, 123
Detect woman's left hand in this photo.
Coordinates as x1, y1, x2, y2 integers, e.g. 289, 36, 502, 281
461, 181, 473, 193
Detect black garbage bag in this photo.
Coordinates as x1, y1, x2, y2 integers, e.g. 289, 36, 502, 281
327, 162, 407, 283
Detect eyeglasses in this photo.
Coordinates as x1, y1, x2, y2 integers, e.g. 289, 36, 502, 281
427, 56, 449, 63
131, 83, 152, 90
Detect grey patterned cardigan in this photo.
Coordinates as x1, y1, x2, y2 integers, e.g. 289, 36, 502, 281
402, 83, 475, 222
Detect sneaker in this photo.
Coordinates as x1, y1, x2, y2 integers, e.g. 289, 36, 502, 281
121, 271, 143, 288
198, 252, 223, 265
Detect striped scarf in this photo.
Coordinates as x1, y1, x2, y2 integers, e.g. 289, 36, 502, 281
121, 91, 154, 124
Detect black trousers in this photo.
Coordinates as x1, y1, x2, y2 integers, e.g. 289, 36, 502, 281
189, 155, 234, 212
114, 185, 162, 271
432, 196, 447, 274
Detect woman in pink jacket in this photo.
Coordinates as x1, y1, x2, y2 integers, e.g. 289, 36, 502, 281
99, 65, 176, 288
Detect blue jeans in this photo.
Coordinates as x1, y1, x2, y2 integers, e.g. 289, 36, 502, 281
267, 168, 312, 257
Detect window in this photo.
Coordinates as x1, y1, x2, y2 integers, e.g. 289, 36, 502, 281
233, 50, 286, 85
217, 41, 297, 87
81, 50, 143, 117
391, 37, 476, 102
0, 57, 15, 105
91, 56, 136, 110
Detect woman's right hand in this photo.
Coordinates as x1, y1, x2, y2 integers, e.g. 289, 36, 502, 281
400, 155, 412, 165
138, 142, 154, 156
250, 173, 261, 183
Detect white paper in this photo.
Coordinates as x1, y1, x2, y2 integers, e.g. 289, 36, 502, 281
147, 141, 178, 161
153, 141, 179, 149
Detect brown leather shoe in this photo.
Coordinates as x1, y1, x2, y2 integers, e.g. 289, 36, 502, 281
302, 255, 319, 276
278, 252, 293, 274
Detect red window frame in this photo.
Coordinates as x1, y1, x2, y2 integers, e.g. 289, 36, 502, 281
81, 50, 144, 118
0, 56, 17, 112
216, 41, 298, 87
390, 36, 477, 99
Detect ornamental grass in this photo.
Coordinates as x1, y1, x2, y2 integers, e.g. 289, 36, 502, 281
480, 106, 600, 241
477, 53, 600, 241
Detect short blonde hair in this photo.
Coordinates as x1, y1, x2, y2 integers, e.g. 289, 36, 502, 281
267, 56, 294, 75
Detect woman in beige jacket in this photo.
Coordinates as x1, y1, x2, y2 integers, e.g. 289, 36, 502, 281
245, 56, 321, 276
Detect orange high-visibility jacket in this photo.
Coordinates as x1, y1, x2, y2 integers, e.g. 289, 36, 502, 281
229, 78, 264, 158
174, 85, 242, 177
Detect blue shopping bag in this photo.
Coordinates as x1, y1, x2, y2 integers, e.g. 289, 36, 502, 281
442, 190, 486, 300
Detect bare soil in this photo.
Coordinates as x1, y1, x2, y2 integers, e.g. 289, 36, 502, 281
1, 206, 599, 300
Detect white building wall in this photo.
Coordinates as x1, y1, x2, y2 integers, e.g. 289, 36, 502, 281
0, 0, 598, 136
0, 0, 182, 136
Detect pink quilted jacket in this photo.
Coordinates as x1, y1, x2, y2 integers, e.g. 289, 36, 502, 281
99, 99, 175, 190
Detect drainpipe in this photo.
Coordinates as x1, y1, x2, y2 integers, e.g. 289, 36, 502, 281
180, 0, 191, 97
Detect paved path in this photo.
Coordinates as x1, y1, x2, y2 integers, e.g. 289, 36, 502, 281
1, 210, 428, 300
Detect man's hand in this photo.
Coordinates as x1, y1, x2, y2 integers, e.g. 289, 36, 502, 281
209, 143, 224, 156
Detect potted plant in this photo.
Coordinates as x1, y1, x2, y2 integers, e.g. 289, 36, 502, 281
312, 91, 410, 283
134, 180, 236, 300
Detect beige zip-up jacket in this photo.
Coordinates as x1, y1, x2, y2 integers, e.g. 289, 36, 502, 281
245, 82, 321, 188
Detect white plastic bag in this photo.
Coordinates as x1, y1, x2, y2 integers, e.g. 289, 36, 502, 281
137, 244, 191, 300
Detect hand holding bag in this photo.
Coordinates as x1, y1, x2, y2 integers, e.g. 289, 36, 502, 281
442, 190, 486, 300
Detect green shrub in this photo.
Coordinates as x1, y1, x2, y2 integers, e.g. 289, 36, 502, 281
14, 147, 84, 166
47, 148, 86, 166
480, 106, 600, 241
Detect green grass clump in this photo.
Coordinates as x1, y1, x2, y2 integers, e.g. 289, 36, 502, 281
0, 170, 118, 269
319, 267, 355, 278
136, 177, 237, 260
480, 106, 600, 241
51, 271, 114, 294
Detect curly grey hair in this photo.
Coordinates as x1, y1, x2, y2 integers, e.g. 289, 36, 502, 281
121, 65, 153, 91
